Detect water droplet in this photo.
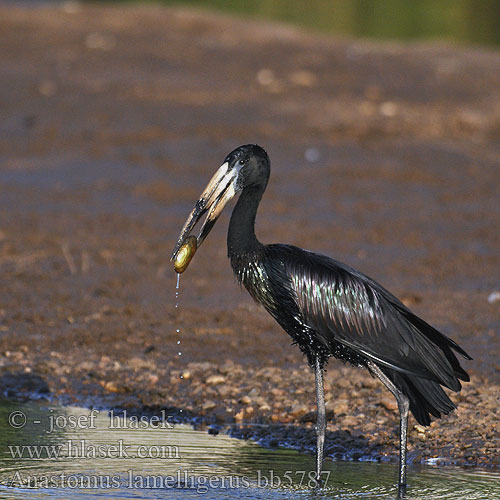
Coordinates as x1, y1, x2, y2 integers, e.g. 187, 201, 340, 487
175, 274, 181, 308
174, 274, 185, 376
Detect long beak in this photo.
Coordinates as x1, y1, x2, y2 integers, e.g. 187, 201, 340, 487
171, 162, 238, 262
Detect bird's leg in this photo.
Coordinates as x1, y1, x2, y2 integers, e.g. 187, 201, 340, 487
366, 361, 410, 499
314, 355, 326, 487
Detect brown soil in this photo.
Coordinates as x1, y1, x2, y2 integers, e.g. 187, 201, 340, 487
0, 3, 499, 468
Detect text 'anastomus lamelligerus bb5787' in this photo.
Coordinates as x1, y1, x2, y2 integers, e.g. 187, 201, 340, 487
171, 144, 471, 498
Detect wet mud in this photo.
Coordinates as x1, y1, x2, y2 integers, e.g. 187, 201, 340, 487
0, 4, 499, 468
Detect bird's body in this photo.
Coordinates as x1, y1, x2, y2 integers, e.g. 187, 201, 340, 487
231, 242, 467, 425
231, 244, 364, 368
171, 144, 471, 498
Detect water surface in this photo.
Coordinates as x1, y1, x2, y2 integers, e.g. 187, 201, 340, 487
0, 401, 498, 499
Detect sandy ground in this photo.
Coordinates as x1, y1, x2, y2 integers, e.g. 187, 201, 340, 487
0, 3, 499, 468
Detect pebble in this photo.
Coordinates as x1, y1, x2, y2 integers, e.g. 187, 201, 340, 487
332, 400, 349, 415
289, 70, 317, 87
102, 380, 119, 393
256, 68, 275, 86
216, 385, 232, 397
128, 357, 149, 370
379, 101, 398, 117
206, 374, 226, 385
380, 397, 397, 411
202, 400, 216, 411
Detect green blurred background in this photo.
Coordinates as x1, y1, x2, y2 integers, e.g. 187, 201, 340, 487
150, 0, 500, 46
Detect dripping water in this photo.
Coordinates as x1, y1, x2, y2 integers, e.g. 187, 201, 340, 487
175, 273, 180, 307
175, 274, 184, 410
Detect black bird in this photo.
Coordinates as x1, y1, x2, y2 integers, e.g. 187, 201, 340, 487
171, 144, 471, 498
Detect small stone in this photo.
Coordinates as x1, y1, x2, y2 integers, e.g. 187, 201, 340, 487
202, 400, 216, 411
216, 385, 232, 397
379, 101, 398, 117
256, 68, 275, 86
290, 404, 308, 418
206, 375, 225, 385
333, 401, 349, 415
289, 70, 317, 87
128, 357, 149, 370
102, 381, 119, 393
380, 397, 397, 412
270, 388, 284, 396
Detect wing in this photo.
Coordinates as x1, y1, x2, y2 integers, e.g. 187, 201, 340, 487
264, 244, 470, 391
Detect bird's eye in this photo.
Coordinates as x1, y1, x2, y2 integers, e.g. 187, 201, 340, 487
238, 159, 246, 166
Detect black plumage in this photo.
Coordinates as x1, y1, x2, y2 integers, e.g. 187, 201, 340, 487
172, 144, 471, 497
232, 242, 469, 425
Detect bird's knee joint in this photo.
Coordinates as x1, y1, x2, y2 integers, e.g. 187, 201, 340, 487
398, 395, 410, 415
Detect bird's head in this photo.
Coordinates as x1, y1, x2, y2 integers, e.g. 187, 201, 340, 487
171, 144, 269, 272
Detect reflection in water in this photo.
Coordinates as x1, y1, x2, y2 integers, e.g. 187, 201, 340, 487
0, 401, 499, 499
165, 0, 500, 46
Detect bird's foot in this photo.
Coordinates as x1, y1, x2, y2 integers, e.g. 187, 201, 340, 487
397, 482, 407, 499
314, 472, 324, 490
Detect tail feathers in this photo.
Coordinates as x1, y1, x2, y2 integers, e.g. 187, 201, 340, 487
402, 310, 472, 384
388, 370, 458, 427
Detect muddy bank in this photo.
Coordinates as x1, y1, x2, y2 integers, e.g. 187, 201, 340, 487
0, 3, 499, 468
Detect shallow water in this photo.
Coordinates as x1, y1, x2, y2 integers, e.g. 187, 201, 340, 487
0, 401, 498, 499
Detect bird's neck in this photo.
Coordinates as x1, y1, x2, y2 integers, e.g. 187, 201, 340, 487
227, 185, 264, 259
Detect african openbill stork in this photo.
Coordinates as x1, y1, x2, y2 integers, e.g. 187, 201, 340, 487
171, 144, 471, 497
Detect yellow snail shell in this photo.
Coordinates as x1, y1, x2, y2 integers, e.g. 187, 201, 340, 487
174, 235, 197, 273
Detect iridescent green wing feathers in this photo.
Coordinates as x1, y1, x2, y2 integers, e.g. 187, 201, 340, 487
264, 244, 470, 391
